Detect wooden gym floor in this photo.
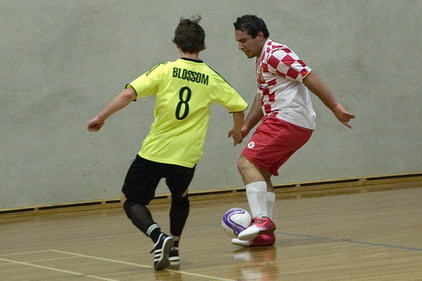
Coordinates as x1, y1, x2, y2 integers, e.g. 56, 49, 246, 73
1, 181, 421, 280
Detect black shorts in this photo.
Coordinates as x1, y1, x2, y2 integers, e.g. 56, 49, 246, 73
121, 155, 196, 205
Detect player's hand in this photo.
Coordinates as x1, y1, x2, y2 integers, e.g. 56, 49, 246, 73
333, 104, 356, 129
240, 125, 251, 138
87, 116, 105, 132
228, 129, 243, 146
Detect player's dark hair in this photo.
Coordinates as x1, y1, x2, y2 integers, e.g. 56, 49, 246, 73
233, 14, 269, 39
173, 15, 206, 53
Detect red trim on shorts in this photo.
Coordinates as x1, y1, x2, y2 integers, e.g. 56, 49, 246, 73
241, 115, 313, 176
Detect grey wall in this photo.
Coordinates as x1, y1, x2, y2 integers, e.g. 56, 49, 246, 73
1, 0, 421, 209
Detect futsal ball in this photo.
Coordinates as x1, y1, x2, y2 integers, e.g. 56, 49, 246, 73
221, 208, 252, 237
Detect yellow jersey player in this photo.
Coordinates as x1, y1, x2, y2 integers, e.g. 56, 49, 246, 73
87, 15, 247, 270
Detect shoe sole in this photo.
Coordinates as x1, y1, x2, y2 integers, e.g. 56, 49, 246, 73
154, 237, 174, 270
231, 239, 251, 247
169, 259, 180, 267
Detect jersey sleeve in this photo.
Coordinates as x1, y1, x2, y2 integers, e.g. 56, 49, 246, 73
126, 63, 166, 100
212, 76, 248, 113
266, 47, 311, 83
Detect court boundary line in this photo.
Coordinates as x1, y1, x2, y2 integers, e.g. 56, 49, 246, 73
1, 249, 235, 281
0, 249, 52, 257
52, 250, 235, 281
0, 256, 118, 281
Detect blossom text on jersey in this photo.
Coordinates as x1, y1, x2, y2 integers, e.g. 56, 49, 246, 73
173, 67, 209, 85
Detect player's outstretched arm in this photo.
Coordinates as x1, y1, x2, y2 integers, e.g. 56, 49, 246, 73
303, 72, 355, 128
87, 88, 136, 132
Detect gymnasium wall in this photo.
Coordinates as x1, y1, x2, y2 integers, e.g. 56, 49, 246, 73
1, 0, 421, 209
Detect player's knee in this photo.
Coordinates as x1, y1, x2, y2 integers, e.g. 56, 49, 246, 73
237, 156, 251, 174
123, 200, 137, 217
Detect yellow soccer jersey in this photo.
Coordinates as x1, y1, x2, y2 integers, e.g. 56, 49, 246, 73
127, 58, 248, 168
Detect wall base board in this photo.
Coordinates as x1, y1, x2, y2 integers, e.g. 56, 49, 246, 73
1, 172, 421, 218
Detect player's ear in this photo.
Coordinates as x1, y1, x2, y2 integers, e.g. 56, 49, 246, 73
257, 31, 266, 41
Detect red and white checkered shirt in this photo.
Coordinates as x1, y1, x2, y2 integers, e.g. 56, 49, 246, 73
256, 39, 316, 130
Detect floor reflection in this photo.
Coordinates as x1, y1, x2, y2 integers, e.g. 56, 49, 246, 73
231, 246, 279, 281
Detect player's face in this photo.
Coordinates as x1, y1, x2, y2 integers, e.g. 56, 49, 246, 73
235, 30, 264, 58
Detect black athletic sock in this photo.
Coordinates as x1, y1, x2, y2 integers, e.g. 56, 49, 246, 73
169, 196, 190, 238
124, 202, 160, 243
149, 228, 162, 244
172, 236, 180, 248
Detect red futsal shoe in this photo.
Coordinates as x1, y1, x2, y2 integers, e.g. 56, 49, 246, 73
238, 217, 276, 240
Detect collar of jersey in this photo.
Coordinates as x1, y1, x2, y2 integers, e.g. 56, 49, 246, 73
181, 57, 203, 63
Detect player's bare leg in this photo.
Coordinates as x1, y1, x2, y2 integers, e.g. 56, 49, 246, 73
236, 156, 276, 241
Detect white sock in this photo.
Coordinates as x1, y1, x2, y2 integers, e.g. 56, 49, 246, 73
245, 181, 267, 218
266, 192, 275, 219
